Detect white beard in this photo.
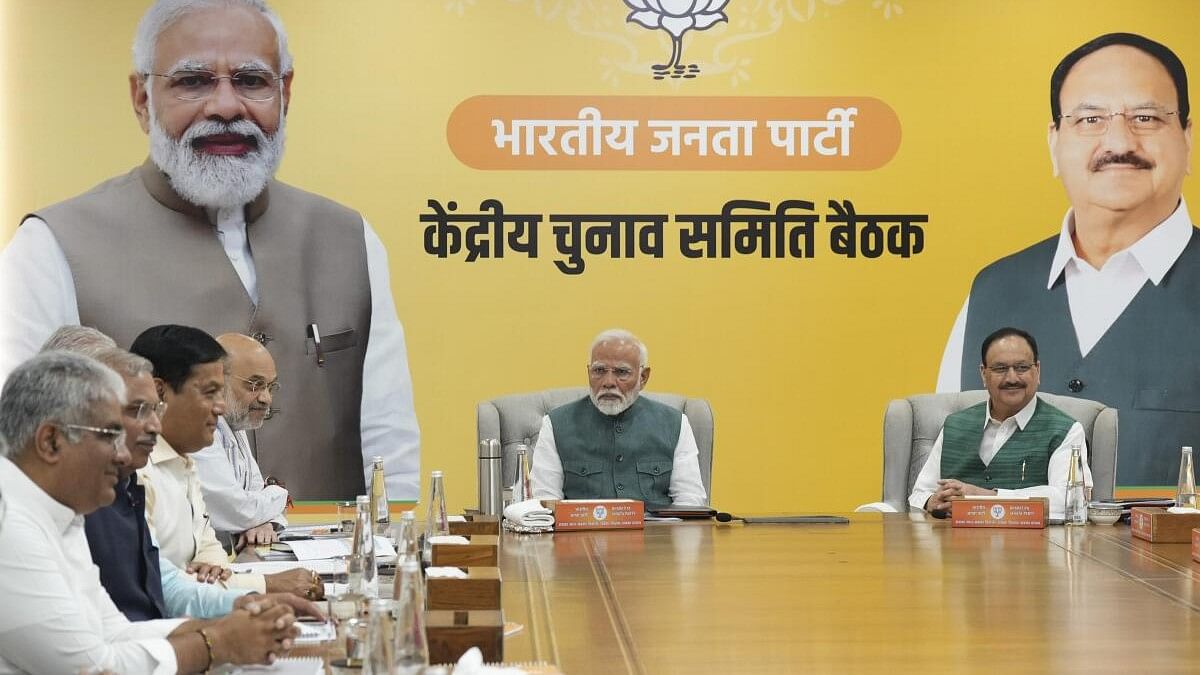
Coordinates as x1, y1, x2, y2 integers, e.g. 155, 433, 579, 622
223, 394, 250, 431
148, 107, 286, 210
590, 389, 639, 416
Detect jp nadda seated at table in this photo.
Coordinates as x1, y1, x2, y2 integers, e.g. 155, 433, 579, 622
910, 327, 1092, 518
528, 329, 707, 507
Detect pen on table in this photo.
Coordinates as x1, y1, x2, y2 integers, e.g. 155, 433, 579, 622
307, 323, 324, 367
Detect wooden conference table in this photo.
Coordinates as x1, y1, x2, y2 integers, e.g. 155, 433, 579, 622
490, 513, 1200, 673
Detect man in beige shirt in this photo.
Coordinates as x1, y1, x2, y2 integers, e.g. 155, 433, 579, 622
132, 324, 314, 597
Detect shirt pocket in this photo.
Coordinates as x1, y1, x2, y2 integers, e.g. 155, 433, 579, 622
636, 460, 672, 499
562, 462, 606, 498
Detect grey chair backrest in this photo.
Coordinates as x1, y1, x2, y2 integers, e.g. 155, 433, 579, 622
881, 391, 1119, 509
476, 387, 715, 502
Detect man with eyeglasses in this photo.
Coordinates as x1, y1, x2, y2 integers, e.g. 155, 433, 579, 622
0, 0, 421, 504
193, 333, 289, 551
528, 328, 707, 507
914, 328, 1091, 517
938, 32, 1196, 488
0, 351, 303, 673
42, 326, 236, 619
44, 330, 322, 625
132, 324, 318, 601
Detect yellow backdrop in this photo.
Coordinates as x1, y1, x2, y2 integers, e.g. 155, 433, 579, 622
3, 1, 1197, 512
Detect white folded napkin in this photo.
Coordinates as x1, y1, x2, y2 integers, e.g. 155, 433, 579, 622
854, 501, 899, 513
425, 566, 469, 579
1168, 506, 1200, 514
504, 499, 555, 527
427, 535, 471, 545
454, 646, 529, 674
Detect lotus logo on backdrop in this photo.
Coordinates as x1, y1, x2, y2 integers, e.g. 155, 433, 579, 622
624, 0, 729, 79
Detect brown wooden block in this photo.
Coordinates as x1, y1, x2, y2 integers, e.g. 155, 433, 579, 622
426, 567, 502, 610
432, 535, 498, 567
425, 609, 503, 665
449, 515, 500, 536
1131, 507, 1200, 543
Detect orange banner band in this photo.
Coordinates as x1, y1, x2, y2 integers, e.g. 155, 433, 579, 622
448, 95, 901, 171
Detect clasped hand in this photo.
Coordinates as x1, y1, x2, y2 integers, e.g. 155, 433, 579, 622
925, 479, 997, 512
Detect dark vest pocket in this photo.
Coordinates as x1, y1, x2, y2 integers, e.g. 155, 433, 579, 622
563, 463, 606, 498
636, 460, 672, 500
305, 328, 359, 354
1133, 388, 1200, 413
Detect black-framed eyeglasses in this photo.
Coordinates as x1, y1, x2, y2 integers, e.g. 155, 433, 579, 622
985, 363, 1036, 376
124, 400, 167, 423
147, 69, 283, 102
60, 424, 126, 452
588, 364, 640, 383
231, 374, 281, 395
1058, 106, 1179, 136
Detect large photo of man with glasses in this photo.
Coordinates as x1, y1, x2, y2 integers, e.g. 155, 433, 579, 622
0, 0, 420, 501
936, 32, 1195, 487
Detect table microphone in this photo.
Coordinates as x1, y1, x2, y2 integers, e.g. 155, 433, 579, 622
714, 512, 742, 523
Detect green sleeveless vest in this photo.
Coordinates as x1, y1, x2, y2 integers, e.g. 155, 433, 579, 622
941, 398, 1076, 490
548, 396, 681, 506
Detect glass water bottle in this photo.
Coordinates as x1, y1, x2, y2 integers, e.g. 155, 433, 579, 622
370, 456, 391, 536
1065, 443, 1087, 526
1178, 446, 1197, 509
422, 471, 449, 565
350, 494, 378, 598
392, 559, 429, 673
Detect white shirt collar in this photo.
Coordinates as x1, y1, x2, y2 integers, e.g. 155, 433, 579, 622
0, 456, 80, 535
984, 394, 1039, 431
149, 435, 191, 468
1047, 198, 1192, 289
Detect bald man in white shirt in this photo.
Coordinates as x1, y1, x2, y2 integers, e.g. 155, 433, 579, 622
193, 333, 289, 550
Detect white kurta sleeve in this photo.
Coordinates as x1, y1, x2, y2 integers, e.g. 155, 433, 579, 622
358, 218, 421, 501
193, 431, 288, 533
529, 416, 564, 500
0, 515, 180, 674
0, 217, 80, 385
668, 414, 708, 506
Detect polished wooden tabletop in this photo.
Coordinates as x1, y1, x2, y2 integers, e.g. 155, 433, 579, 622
496, 514, 1200, 674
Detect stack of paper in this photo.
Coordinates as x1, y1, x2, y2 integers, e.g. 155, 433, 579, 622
270, 535, 397, 561
229, 559, 346, 576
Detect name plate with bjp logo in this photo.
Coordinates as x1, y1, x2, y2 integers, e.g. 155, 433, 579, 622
950, 497, 1048, 529
554, 499, 645, 531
